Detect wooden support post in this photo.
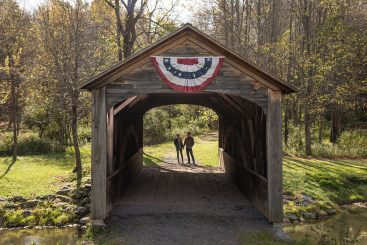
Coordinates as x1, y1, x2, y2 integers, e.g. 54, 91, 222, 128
266, 89, 283, 223
107, 107, 114, 175
91, 87, 107, 227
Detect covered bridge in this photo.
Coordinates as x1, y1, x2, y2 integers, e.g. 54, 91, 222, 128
80, 24, 296, 226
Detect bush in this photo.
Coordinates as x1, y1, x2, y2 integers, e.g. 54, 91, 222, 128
284, 125, 367, 158
0, 132, 64, 156
78, 125, 92, 145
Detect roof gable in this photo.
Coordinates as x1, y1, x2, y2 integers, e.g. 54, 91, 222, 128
80, 24, 296, 94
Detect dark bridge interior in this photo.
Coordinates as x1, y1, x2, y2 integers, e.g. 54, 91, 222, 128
106, 92, 269, 218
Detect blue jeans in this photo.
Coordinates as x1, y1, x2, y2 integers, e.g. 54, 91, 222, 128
186, 148, 195, 164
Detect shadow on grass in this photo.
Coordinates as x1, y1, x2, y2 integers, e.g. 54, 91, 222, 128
0, 158, 16, 179
143, 152, 164, 167
284, 157, 367, 204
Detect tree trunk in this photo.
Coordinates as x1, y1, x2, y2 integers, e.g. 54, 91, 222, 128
284, 103, 289, 146
330, 106, 342, 143
304, 105, 312, 155
71, 96, 82, 188
318, 116, 323, 143
114, 0, 123, 62
11, 80, 18, 162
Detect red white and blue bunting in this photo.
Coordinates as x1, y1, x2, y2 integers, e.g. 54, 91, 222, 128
151, 56, 224, 92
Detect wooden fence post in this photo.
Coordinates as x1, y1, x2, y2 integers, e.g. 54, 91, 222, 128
266, 89, 283, 223
91, 87, 107, 226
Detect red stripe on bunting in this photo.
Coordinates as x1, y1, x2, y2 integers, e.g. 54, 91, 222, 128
177, 58, 199, 65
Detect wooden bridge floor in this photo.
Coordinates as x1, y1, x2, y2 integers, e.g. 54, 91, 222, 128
111, 158, 264, 219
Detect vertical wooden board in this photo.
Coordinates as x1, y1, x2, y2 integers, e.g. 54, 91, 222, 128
266, 89, 283, 223
107, 108, 114, 175
91, 87, 107, 223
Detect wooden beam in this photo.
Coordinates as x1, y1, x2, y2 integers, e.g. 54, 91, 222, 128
266, 89, 283, 223
107, 107, 114, 175
227, 94, 255, 115
91, 87, 107, 226
113, 96, 138, 115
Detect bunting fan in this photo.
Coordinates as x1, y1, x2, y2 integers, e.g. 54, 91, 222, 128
151, 56, 224, 92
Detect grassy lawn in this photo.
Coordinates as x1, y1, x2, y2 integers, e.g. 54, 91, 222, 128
0, 146, 91, 198
283, 157, 367, 215
143, 135, 219, 167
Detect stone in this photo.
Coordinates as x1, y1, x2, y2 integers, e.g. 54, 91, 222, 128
82, 197, 90, 205
317, 210, 328, 218
22, 210, 32, 216
4, 203, 17, 209
79, 216, 90, 225
303, 212, 316, 220
55, 195, 72, 203
53, 202, 69, 208
0, 197, 6, 202
75, 206, 88, 216
326, 208, 337, 215
56, 189, 70, 195
19, 200, 39, 209
36, 194, 57, 200
286, 214, 298, 222
302, 194, 315, 203
8, 196, 27, 203
84, 204, 91, 211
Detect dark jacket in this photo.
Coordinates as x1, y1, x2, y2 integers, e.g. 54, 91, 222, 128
174, 137, 183, 150
184, 136, 195, 148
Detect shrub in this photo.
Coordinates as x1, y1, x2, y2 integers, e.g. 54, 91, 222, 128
0, 132, 64, 156
284, 125, 367, 158
78, 126, 92, 145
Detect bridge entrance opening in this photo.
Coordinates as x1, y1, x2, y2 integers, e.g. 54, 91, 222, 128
82, 24, 295, 226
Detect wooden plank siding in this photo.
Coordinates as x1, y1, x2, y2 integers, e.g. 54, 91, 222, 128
105, 40, 268, 110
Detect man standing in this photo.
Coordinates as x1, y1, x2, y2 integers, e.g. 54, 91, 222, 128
174, 134, 184, 164
184, 132, 196, 165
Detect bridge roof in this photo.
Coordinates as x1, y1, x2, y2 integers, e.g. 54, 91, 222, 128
80, 24, 296, 94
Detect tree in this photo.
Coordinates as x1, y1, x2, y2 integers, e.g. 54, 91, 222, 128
194, 0, 367, 155
0, 0, 30, 162
104, 0, 179, 60
35, 0, 104, 187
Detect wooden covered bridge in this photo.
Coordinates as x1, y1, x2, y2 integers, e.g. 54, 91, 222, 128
80, 24, 296, 226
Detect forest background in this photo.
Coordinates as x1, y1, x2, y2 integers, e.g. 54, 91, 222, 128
0, 0, 366, 177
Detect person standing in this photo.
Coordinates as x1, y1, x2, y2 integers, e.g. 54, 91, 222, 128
184, 132, 196, 165
174, 134, 184, 164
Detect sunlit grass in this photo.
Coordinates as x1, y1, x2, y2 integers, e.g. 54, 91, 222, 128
144, 135, 219, 167
0, 145, 91, 198
283, 157, 367, 215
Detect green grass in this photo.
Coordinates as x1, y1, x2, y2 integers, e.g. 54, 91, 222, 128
143, 142, 172, 167
283, 157, 367, 215
0, 145, 91, 198
143, 135, 219, 167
